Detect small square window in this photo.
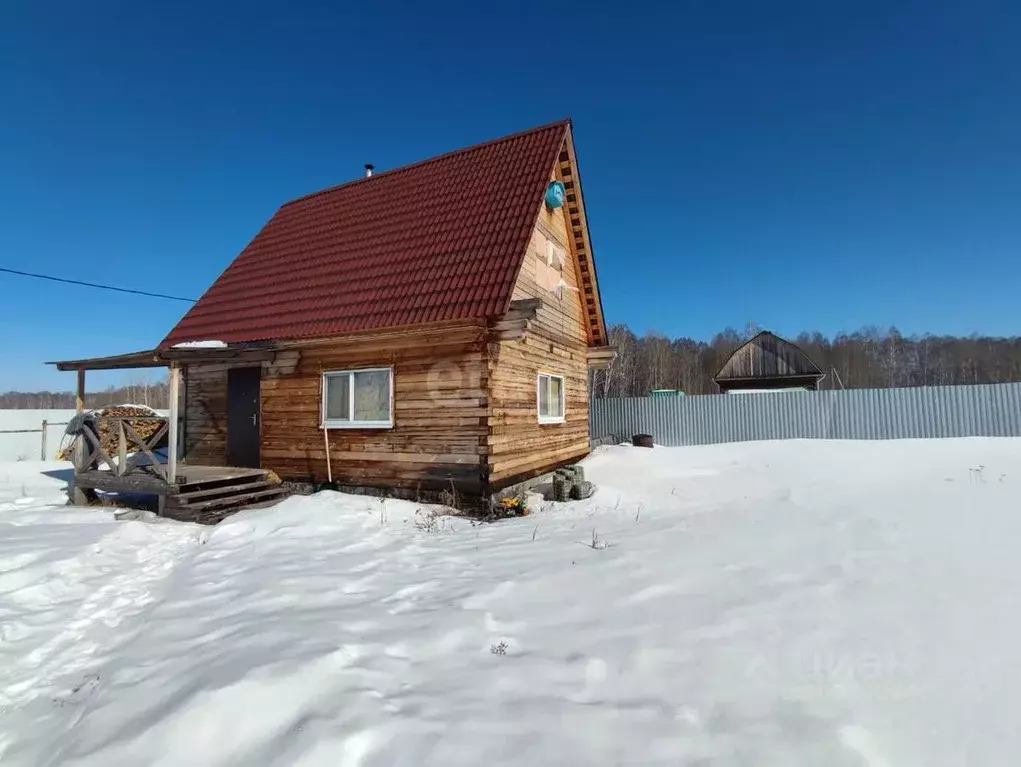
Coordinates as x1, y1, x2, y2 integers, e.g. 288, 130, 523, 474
322, 367, 393, 428
537, 373, 565, 424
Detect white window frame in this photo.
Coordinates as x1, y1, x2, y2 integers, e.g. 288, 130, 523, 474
321, 366, 394, 429
537, 372, 566, 424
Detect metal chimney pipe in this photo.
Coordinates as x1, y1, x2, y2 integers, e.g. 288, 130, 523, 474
364, 163, 374, 178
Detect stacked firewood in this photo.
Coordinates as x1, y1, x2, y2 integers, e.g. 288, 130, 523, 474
59, 405, 168, 459
92, 405, 168, 453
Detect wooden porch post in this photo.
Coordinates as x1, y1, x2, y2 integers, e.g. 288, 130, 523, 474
76, 368, 86, 412
168, 363, 181, 485
71, 367, 89, 504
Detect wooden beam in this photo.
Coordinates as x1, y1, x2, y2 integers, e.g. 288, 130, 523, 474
51, 349, 163, 372
76, 368, 85, 413
558, 129, 607, 346
507, 298, 542, 313
263, 350, 301, 377
501, 300, 542, 322
492, 318, 530, 333
117, 420, 127, 476
82, 425, 118, 474
586, 345, 618, 369
489, 297, 541, 342
122, 420, 169, 481
168, 363, 181, 484
160, 348, 276, 364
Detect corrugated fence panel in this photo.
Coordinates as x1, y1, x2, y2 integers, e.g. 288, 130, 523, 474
590, 383, 1021, 446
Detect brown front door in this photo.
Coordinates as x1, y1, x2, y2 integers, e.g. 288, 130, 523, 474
227, 367, 261, 468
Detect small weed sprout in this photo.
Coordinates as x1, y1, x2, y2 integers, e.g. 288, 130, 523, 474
437, 488, 457, 510
442, 478, 460, 510
415, 508, 441, 533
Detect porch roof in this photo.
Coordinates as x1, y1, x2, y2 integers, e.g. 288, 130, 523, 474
48, 345, 277, 371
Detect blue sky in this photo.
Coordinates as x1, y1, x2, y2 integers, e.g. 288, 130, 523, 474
2, 1, 1020, 390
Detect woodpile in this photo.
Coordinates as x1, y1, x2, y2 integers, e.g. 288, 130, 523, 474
59, 405, 168, 460
92, 405, 168, 453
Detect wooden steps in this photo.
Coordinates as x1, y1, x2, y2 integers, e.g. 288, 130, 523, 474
72, 464, 292, 524
163, 469, 290, 524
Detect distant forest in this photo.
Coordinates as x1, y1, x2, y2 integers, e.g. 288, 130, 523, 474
3, 325, 1021, 408
591, 324, 1021, 397
0, 381, 171, 410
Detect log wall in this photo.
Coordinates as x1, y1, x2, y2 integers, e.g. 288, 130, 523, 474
260, 321, 490, 495
184, 363, 228, 465
488, 188, 591, 487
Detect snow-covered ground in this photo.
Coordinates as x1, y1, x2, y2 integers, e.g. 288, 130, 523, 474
2, 439, 1020, 766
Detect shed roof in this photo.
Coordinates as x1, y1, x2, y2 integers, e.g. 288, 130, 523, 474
714, 331, 824, 382
161, 120, 572, 347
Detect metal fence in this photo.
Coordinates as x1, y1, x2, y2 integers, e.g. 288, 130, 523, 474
590, 382, 1021, 447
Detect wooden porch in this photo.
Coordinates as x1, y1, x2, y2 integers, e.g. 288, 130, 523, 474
48, 345, 292, 523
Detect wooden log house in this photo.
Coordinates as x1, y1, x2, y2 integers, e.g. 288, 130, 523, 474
50, 119, 614, 512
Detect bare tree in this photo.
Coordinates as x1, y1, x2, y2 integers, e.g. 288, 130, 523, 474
586, 325, 1021, 398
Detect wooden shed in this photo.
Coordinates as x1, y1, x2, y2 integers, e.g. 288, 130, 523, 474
50, 120, 614, 511
713, 331, 824, 392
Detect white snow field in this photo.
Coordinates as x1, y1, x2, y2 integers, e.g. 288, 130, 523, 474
0, 409, 79, 462
0, 409, 169, 462
2, 439, 1021, 766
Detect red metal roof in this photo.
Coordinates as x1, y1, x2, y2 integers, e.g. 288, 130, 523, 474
161, 120, 570, 346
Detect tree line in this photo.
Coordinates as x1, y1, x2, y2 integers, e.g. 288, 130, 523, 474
591, 324, 1021, 397
0, 380, 171, 410
4, 325, 1021, 407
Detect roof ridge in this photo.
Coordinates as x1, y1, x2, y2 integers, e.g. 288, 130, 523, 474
281, 118, 571, 208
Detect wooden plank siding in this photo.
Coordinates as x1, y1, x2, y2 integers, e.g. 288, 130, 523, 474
259, 321, 491, 494
488, 186, 591, 488
184, 363, 228, 465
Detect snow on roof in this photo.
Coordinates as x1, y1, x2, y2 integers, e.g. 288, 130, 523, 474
171, 340, 228, 349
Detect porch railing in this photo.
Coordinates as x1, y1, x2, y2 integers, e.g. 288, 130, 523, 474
72, 415, 172, 482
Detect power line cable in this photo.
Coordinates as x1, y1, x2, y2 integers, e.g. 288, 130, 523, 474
0, 266, 197, 303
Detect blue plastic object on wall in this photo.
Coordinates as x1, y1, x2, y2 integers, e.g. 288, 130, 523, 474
545, 180, 565, 208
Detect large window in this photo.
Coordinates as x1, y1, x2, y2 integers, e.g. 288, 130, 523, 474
322, 367, 393, 429
537, 373, 565, 424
